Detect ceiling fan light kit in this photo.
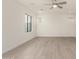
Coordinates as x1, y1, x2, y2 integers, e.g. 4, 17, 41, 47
53, 4, 58, 8
45, 0, 67, 9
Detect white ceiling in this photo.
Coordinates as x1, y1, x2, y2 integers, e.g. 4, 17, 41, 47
17, 0, 76, 16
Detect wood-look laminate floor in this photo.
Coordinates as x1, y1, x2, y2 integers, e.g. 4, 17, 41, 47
3, 37, 76, 59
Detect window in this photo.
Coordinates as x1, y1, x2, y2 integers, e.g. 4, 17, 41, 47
25, 14, 32, 32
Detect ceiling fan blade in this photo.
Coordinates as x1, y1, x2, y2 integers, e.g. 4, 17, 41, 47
58, 1, 67, 5
58, 5, 63, 8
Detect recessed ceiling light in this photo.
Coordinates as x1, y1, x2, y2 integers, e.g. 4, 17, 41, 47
38, 9, 43, 13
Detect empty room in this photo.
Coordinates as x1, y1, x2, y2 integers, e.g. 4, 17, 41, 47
2, 0, 76, 59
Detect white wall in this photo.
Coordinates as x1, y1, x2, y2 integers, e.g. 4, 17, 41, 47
2, 0, 37, 53
37, 13, 76, 37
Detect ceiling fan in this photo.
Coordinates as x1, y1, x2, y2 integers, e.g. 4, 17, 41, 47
45, 0, 67, 9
